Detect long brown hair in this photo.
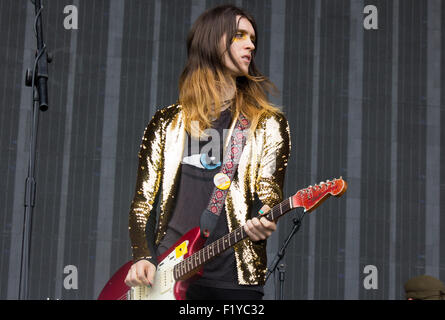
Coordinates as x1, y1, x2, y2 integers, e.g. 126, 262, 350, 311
179, 4, 282, 138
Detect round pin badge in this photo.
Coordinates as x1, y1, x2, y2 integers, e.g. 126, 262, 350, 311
213, 172, 231, 190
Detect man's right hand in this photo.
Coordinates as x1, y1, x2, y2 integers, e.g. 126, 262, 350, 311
124, 260, 156, 287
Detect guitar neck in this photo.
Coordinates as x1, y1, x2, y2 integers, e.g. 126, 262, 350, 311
173, 198, 293, 281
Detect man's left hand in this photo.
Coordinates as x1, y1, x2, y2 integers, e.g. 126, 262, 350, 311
244, 205, 276, 242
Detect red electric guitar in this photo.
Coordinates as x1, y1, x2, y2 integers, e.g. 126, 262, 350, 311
98, 177, 347, 300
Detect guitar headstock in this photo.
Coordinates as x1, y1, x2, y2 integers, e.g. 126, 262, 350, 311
290, 177, 347, 213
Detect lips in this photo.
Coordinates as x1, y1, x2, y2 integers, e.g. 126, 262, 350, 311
241, 55, 251, 63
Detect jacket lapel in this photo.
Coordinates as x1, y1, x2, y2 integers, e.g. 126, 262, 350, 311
161, 111, 186, 211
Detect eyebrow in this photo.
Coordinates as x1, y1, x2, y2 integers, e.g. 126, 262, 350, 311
237, 28, 256, 41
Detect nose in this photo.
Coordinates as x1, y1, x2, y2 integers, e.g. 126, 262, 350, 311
246, 38, 255, 51
247, 38, 255, 50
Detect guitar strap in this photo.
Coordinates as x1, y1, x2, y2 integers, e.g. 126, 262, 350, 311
200, 113, 250, 238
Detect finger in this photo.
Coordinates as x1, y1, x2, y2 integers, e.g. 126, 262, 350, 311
146, 264, 156, 285
251, 217, 267, 234
249, 218, 268, 240
245, 228, 260, 242
258, 204, 271, 217
125, 265, 137, 287
251, 217, 276, 239
124, 272, 131, 287
136, 264, 151, 286
259, 217, 276, 232
244, 219, 261, 241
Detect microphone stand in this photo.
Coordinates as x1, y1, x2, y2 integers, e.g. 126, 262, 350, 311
19, 0, 51, 300
266, 210, 306, 300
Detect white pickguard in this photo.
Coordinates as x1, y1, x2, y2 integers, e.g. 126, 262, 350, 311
127, 240, 188, 300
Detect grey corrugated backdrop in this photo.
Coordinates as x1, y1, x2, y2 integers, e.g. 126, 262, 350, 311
0, 0, 443, 300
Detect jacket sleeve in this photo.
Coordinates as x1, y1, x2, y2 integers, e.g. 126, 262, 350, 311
255, 113, 291, 211
128, 110, 165, 265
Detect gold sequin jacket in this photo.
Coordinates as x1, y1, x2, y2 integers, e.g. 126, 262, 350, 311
129, 104, 291, 285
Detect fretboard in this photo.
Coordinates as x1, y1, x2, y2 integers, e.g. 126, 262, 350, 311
173, 197, 293, 281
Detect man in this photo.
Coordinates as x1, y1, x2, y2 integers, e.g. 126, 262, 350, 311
125, 5, 291, 300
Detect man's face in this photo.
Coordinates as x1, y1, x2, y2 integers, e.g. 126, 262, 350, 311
221, 16, 256, 77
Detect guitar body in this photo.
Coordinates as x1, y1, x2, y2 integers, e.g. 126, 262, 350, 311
98, 227, 206, 300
